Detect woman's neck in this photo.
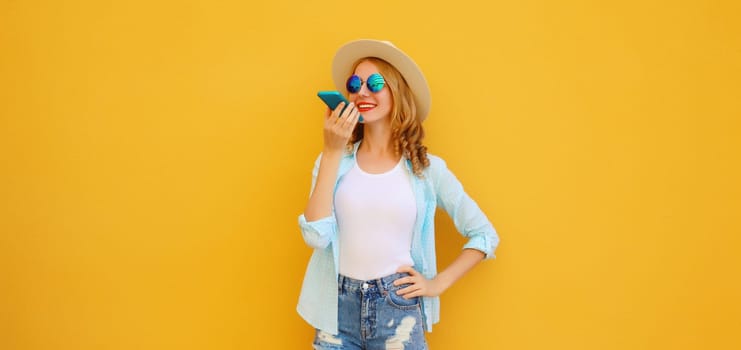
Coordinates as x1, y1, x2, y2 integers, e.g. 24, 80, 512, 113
359, 121, 395, 157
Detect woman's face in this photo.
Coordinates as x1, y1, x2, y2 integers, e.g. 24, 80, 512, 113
349, 60, 392, 124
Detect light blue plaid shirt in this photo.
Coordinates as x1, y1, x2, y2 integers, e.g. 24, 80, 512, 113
297, 142, 499, 334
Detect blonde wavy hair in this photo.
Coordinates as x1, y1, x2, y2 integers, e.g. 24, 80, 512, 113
346, 57, 430, 177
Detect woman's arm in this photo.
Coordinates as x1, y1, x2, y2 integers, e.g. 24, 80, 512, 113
396, 249, 485, 298
303, 149, 342, 221
395, 156, 499, 298
303, 102, 360, 221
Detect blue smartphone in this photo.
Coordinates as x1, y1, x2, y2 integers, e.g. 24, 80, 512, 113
317, 91, 363, 122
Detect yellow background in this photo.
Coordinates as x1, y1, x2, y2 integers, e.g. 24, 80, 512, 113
2, 0, 739, 349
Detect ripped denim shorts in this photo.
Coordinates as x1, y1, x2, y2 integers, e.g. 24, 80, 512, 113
313, 272, 428, 350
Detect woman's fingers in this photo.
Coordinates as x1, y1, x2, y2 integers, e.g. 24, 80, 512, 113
401, 289, 424, 299
391, 265, 440, 299
323, 102, 359, 151
325, 102, 346, 127
343, 105, 359, 129
333, 102, 346, 117
335, 103, 358, 134
396, 284, 422, 296
339, 102, 355, 121
393, 266, 420, 287
397, 265, 418, 275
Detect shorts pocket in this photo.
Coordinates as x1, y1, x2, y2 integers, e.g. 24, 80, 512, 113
385, 284, 420, 310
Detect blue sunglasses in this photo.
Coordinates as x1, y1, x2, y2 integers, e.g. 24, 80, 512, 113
346, 73, 386, 94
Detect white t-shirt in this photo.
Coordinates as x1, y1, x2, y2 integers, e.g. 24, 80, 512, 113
334, 157, 417, 280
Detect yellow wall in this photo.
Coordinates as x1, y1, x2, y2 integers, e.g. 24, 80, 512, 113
2, 0, 739, 349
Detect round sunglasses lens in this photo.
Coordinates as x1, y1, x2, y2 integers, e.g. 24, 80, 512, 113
367, 73, 385, 93
346, 75, 362, 93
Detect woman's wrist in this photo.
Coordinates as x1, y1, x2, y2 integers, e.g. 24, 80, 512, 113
431, 274, 453, 296
322, 146, 345, 158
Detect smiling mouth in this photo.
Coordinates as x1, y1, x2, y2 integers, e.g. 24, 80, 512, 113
357, 103, 376, 113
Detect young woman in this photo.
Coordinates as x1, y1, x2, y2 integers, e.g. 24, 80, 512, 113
298, 39, 499, 350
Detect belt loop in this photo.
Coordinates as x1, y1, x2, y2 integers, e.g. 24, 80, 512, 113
386, 272, 401, 292
376, 277, 386, 294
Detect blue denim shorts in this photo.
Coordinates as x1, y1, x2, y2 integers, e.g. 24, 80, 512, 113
313, 272, 428, 350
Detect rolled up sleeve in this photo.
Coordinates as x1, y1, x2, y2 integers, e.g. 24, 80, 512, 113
298, 214, 337, 249
432, 157, 500, 259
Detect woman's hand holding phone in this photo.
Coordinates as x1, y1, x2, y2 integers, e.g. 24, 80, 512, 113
323, 101, 360, 153
304, 101, 360, 222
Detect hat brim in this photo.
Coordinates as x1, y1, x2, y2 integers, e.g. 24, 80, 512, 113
332, 39, 431, 121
